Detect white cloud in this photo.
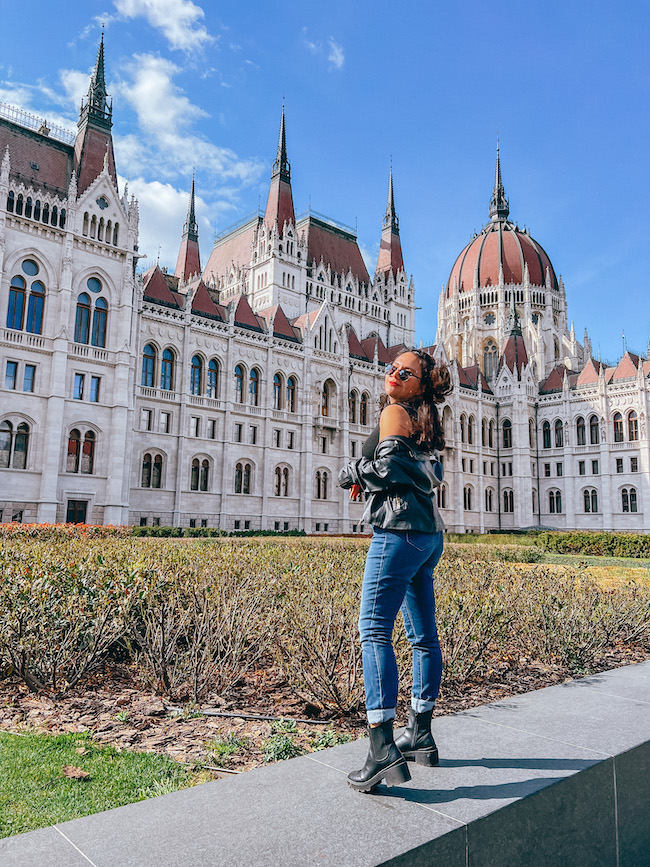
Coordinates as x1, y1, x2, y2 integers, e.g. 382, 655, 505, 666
114, 53, 263, 184
59, 69, 91, 109
301, 29, 345, 71
113, 0, 213, 51
327, 38, 344, 70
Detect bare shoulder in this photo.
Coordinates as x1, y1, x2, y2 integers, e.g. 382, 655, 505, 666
379, 403, 413, 439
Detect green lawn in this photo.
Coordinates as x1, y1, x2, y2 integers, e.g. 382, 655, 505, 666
0, 731, 198, 839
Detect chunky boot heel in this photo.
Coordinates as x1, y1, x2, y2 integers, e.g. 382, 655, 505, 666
348, 720, 411, 793
395, 708, 439, 766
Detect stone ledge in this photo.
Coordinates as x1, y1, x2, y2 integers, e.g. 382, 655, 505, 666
2, 661, 649, 866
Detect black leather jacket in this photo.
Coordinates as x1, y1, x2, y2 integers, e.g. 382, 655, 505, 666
338, 435, 445, 533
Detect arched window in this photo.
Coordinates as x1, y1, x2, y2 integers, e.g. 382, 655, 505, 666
468, 415, 474, 445
191, 458, 200, 491
322, 382, 331, 416
235, 462, 252, 493
91, 297, 107, 347
234, 365, 244, 403
613, 412, 624, 443
200, 459, 209, 492
584, 488, 598, 513
26, 281, 45, 334
589, 415, 600, 444
1, 421, 29, 469
274, 466, 282, 496
622, 487, 629, 513
235, 462, 243, 493
81, 431, 95, 474
485, 487, 493, 512
488, 419, 495, 448
576, 416, 586, 446
243, 462, 251, 494
207, 359, 219, 398
249, 369, 259, 406
142, 344, 156, 387
463, 485, 472, 510
349, 390, 358, 424
554, 419, 564, 448
503, 490, 514, 512
437, 484, 447, 509
529, 418, 535, 449
542, 420, 551, 449
0, 421, 12, 468
287, 376, 297, 413
549, 490, 562, 514
161, 349, 174, 391
142, 452, 152, 487
484, 340, 498, 379
142, 453, 163, 488
7, 275, 26, 330
460, 414, 466, 443
190, 355, 203, 395
315, 470, 329, 499
630, 487, 638, 513
282, 467, 289, 497
74, 293, 91, 344
502, 419, 512, 449
482, 418, 488, 447
273, 373, 283, 410
152, 454, 163, 488
628, 410, 639, 441
67, 429, 81, 473
360, 393, 369, 426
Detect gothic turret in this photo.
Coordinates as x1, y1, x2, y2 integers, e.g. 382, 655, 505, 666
174, 175, 201, 282
375, 167, 405, 279
263, 107, 295, 232
489, 140, 509, 222
73, 33, 118, 194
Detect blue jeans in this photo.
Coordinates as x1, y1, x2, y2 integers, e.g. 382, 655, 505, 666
359, 528, 444, 725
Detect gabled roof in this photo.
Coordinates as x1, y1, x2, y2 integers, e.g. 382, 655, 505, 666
291, 309, 320, 333
191, 281, 226, 321
257, 304, 301, 342
387, 342, 409, 361
612, 352, 641, 380
575, 357, 604, 386
361, 334, 392, 365
233, 294, 265, 332
539, 364, 570, 394
500, 331, 528, 379
142, 266, 183, 309
297, 215, 370, 285
462, 364, 493, 394
347, 326, 368, 360
0, 117, 73, 196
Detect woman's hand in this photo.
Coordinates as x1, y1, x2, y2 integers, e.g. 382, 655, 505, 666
350, 483, 362, 501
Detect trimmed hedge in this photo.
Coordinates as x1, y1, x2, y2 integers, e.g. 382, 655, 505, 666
537, 531, 650, 559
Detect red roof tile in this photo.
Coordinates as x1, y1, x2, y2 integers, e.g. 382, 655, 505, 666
191, 281, 224, 320
203, 217, 260, 283
576, 358, 603, 386
539, 365, 568, 393
234, 294, 263, 331
612, 352, 641, 380
387, 342, 409, 361
376, 227, 404, 278
500, 332, 529, 378
298, 215, 370, 285
0, 118, 72, 195
361, 335, 391, 365
264, 176, 295, 233
143, 266, 182, 308
347, 326, 368, 360
175, 237, 201, 283
73, 125, 118, 195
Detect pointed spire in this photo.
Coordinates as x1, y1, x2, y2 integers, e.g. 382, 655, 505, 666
264, 105, 295, 231
271, 105, 290, 183
81, 30, 111, 128
489, 138, 509, 222
174, 174, 201, 282
383, 164, 399, 233
375, 164, 404, 279
74, 33, 116, 193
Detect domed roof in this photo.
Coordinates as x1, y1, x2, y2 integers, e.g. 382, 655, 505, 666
446, 149, 558, 296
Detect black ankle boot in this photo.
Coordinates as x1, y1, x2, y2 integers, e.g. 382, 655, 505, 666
394, 708, 439, 766
347, 720, 411, 793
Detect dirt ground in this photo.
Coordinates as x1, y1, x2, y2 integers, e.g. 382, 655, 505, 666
2, 647, 647, 778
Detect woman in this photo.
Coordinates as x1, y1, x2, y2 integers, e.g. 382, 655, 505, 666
339, 349, 451, 793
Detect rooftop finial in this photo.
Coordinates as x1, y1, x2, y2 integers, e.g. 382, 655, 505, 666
506, 290, 521, 336
489, 136, 509, 221
182, 171, 198, 241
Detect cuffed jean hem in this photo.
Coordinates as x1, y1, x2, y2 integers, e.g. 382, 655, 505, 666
367, 707, 396, 725
411, 698, 435, 712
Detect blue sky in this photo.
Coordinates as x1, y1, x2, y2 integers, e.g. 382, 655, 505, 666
1, 0, 648, 361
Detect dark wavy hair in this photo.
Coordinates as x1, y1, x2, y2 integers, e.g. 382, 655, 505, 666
381, 349, 452, 451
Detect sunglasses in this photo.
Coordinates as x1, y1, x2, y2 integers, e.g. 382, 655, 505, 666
385, 364, 421, 381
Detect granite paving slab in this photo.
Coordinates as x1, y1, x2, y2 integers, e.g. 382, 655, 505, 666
0, 826, 97, 867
